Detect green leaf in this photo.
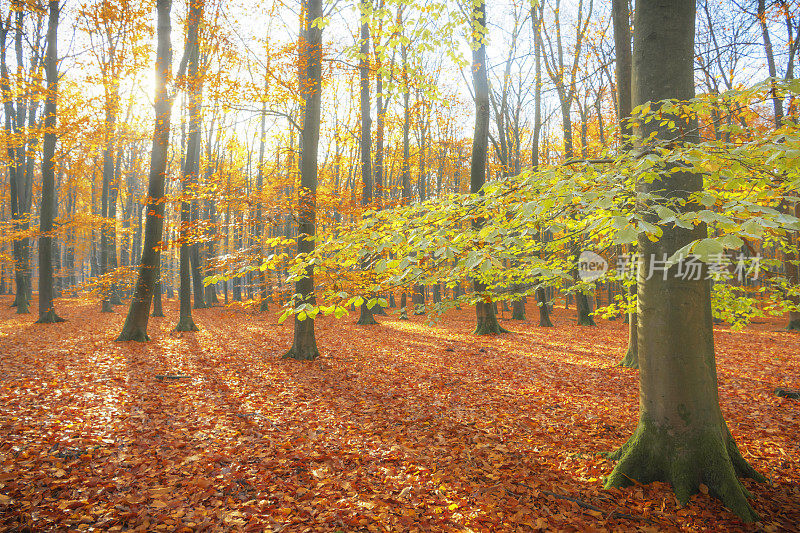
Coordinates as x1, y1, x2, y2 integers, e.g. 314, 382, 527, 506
720, 234, 744, 249
692, 238, 725, 261
613, 224, 638, 245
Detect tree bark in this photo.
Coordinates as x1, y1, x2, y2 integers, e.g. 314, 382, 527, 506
605, 1, 764, 521
284, 0, 323, 360
470, 0, 506, 336
118, 0, 175, 341
36, 0, 63, 324
357, 0, 377, 326
175, 0, 204, 331
612, 0, 638, 361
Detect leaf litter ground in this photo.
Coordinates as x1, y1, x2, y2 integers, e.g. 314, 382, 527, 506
0, 296, 798, 532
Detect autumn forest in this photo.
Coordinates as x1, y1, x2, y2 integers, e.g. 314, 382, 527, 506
1, 0, 799, 530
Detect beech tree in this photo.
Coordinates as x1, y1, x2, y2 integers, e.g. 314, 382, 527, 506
611, 0, 636, 368
1, 2, 46, 315
357, 0, 377, 326
284, 0, 324, 360
604, 0, 765, 521
36, 0, 63, 324
118, 0, 179, 341
470, 0, 506, 336
540, 0, 595, 326
175, 0, 204, 332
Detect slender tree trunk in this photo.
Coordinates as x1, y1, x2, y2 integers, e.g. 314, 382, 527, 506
118, 0, 175, 341
175, 0, 204, 331
36, 1, 63, 324
398, 27, 410, 322
756, 0, 799, 329
758, 0, 784, 129
605, 2, 764, 521
612, 0, 638, 364
256, 86, 269, 311
108, 149, 123, 305
284, 0, 323, 360
357, 0, 377, 326
470, 0, 506, 336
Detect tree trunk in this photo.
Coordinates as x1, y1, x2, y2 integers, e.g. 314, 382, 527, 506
511, 298, 525, 320
575, 292, 595, 325
118, 0, 175, 341
619, 296, 638, 368
536, 287, 552, 326
758, 0, 784, 130
36, 1, 63, 324
100, 87, 118, 313
206, 197, 220, 306
284, 0, 323, 360
357, 1, 377, 326
470, 0, 506, 336
604, 1, 764, 521
612, 0, 638, 360
399, 291, 408, 320
175, 0, 204, 331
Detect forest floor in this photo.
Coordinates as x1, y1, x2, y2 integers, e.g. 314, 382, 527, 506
0, 296, 798, 533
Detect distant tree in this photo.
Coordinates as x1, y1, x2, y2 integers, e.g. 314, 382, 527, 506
540, 0, 595, 326
1, 2, 47, 314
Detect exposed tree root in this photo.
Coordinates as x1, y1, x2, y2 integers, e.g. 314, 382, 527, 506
775, 387, 800, 399
619, 344, 639, 369
785, 319, 800, 331
474, 317, 510, 335
117, 328, 150, 342
35, 310, 65, 324
283, 345, 319, 360
605, 419, 765, 523
173, 317, 199, 332
513, 482, 654, 524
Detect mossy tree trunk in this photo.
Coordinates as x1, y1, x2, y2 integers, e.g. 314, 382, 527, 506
605, 1, 763, 522
284, 0, 323, 361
